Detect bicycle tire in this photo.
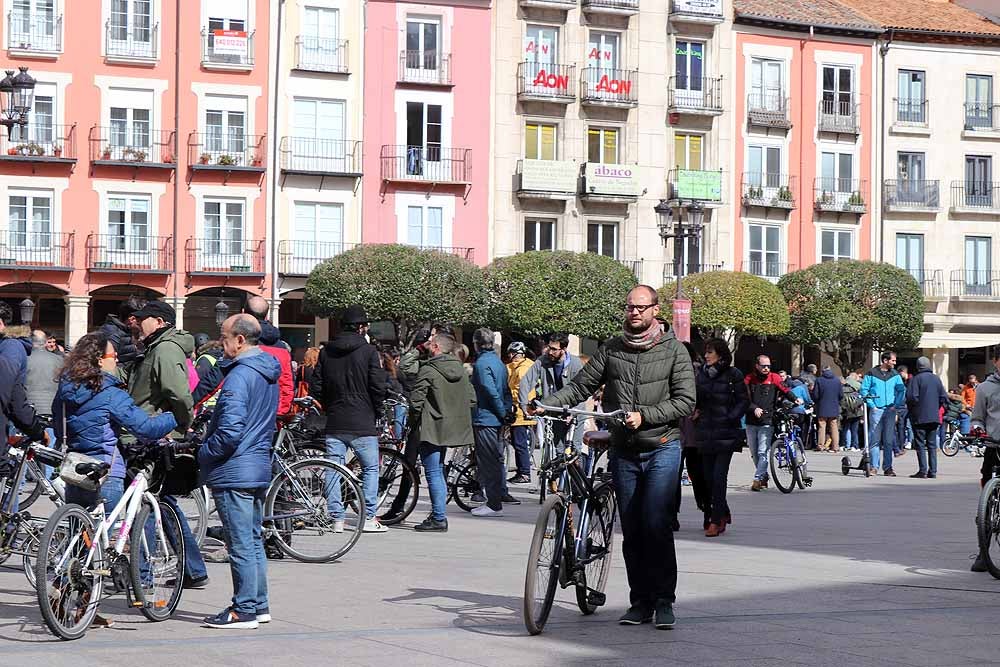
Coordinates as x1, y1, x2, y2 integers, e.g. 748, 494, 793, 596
523, 493, 564, 635
793, 439, 809, 490
174, 490, 208, 548
265, 457, 364, 563
451, 463, 486, 512
17, 464, 43, 511
977, 477, 1000, 579
576, 482, 616, 615
130, 500, 185, 621
35, 503, 103, 641
347, 446, 419, 522
942, 431, 961, 457
769, 441, 796, 494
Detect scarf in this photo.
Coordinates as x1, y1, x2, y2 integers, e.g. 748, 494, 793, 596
622, 320, 665, 351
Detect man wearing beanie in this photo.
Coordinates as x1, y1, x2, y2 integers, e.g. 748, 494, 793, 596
905, 356, 948, 479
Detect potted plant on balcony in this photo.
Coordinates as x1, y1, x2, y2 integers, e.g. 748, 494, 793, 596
217, 154, 237, 166
251, 156, 262, 167
101, 147, 112, 160
845, 191, 865, 211
162, 152, 174, 163
52, 144, 62, 158
745, 185, 763, 201
6, 147, 17, 156
199, 152, 211, 165
27, 142, 45, 156
776, 186, 794, 205
817, 190, 833, 206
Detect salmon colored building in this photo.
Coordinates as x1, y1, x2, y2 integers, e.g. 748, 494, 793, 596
731, 0, 880, 281
0, 0, 273, 344
360, 0, 492, 265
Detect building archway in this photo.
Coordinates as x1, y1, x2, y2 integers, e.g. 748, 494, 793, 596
88, 285, 165, 331
0, 282, 68, 341
185, 287, 251, 337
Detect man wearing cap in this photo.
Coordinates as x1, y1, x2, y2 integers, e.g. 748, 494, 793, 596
506, 341, 535, 485
309, 305, 388, 533
129, 299, 210, 587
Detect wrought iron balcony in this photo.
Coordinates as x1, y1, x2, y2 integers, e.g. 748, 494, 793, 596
188, 133, 266, 172
89, 127, 176, 167
279, 137, 362, 177
0, 123, 76, 163
398, 50, 451, 86
619, 259, 643, 281
519, 0, 575, 8
741, 173, 796, 209
0, 231, 73, 270
581, 0, 640, 15
668, 76, 723, 114
86, 235, 173, 273
893, 98, 928, 127
663, 263, 725, 281
884, 179, 940, 211
907, 269, 945, 299
813, 179, 867, 213
7, 12, 62, 54
747, 93, 791, 128
818, 98, 859, 134
380, 145, 471, 184
201, 29, 255, 69
950, 181, 1000, 212
580, 67, 638, 107
278, 240, 357, 276
951, 270, 1000, 299
517, 62, 576, 102
185, 238, 265, 276
741, 260, 793, 281
964, 103, 1000, 132
294, 36, 348, 73
414, 245, 476, 262
105, 20, 158, 61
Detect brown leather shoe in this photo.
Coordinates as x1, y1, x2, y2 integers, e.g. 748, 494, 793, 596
705, 523, 722, 537
751, 479, 762, 492
884, 469, 897, 477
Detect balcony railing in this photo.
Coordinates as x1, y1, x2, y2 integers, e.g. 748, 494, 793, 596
663, 262, 725, 281
741, 173, 796, 209
278, 240, 357, 276
581, 0, 640, 14
884, 179, 940, 210
105, 20, 158, 61
294, 36, 348, 73
416, 245, 476, 262
86, 235, 172, 273
398, 50, 451, 85
201, 29, 255, 68
818, 99, 859, 134
965, 103, 1000, 132
188, 133, 266, 171
580, 67, 638, 107
906, 269, 945, 299
619, 259, 643, 281
951, 270, 1000, 299
380, 145, 471, 184
741, 260, 793, 281
670, 0, 724, 21
668, 76, 723, 113
7, 12, 61, 53
0, 123, 76, 162
747, 93, 791, 128
185, 238, 265, 275
519, 0, 575, 7
0, 231, 73, 270
517, 62, 576, 101
951, 181, 1000, 211
89, 127, 175, 166
894, 98, 927, 126
279, 137, 361, 176
814, 178, 867, 213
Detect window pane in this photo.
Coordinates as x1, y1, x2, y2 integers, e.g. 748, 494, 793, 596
587, 129, 601, 163
524, 221, 537, 252
525, 124, 538, 160
603, 129, 618, 164
749, 224, 762, 251
540, 221, 554, 250
426, 208, 443, 247
822, 231, 834, 257
840, 231, 852, 259
689, 135, 702, 170
587, 224, 599, 254
602, 224, 616, 257
407, 206, 422, 245
765, 226, 779, 250
540, 125, 555, 160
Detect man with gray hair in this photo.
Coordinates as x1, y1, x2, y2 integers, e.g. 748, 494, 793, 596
25, 330, 61, 417
470, 327, 515, 517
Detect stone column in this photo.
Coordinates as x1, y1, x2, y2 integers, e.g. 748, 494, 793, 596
163, 296, 187, 331
268, 297, 283, 326
63, 295, 91, 347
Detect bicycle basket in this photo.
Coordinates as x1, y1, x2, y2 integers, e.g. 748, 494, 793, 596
160, 449, 201, 496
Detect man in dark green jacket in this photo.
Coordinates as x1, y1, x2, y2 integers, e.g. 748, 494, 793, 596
530, 285, 696, 630
409, 333, 476, 533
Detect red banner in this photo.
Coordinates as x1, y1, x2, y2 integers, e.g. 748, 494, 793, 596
672, 299, 692, 343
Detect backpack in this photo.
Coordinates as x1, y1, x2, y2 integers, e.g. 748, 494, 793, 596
841, 387, 863, 418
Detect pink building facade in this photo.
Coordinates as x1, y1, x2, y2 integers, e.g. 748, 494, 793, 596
0, 0, 272, 343
360, 0, 492, 265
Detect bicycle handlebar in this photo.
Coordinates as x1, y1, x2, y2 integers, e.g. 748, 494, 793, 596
532, 403, 627, 422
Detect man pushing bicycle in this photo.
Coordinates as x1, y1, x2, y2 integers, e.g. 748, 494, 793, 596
969, 345, 1000, 573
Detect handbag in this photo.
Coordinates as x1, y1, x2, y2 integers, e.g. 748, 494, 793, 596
58, 451, 108, 491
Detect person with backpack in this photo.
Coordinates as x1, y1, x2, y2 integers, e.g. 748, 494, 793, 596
839, 373, 865, 452
811, 367, 843, 453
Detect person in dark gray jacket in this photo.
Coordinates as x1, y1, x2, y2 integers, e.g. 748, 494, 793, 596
25, 329, 61, 416
906, 356, 948, 479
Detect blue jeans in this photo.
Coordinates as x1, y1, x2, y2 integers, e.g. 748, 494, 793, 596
510, 426, 532, 477
393, 405, 407, 440
419, 443, 447, 521
474, 425, 506, 510
841, 417, 861, 450
746, 424, 773, 481
213, 488, 268, 616
65, 475, 125, 511
894, 407, 910, 454
163, 495, 208, 580
325, 435, 379, 520
610, 441, 681, 606
868, 406, 896, 471
960, 413, 971, 435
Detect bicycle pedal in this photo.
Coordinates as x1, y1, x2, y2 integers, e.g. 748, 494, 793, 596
587, 591, 607, 607
803, 477, 813, 487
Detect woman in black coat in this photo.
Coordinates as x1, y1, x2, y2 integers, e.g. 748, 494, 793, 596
693, 338, 749, 537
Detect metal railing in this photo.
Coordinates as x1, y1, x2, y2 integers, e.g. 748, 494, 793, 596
294, 36, 348, 73
279, 137, 361, 175
0, 123, 76, 160
813, 178, 867, 212
201, 29, 255, 67
519, 0, 575, 5
894, 98, 927, 125
747, 93, 790, 127
518, 62, 576, 99
668, 76, 723, 112
188, 133, 266, 169
619, 259, 643, 281
0, 231, 73, 269
965, 103, 1000, 131
86, 234, 172, 272
884, 179, 940, 209
951, 181, 1000, 210
415, 245, 476, 262
89, 127, 175, 164
105, 20, 158, 60
185, 238, 265, 275
380, 145, 471, 183
582, 0, 640, 11
741, 173, 796, 208
951, 270, 1000, 299
278, 240, 357, 276
741, 260, 793, 280
670, 0, 724, 18
663, 262, 725, 280
906, 269, 945, 298
580, 67, 637, 105
7, 12, 61, 52
818, 99, 859, 133
398, 50, 451, 85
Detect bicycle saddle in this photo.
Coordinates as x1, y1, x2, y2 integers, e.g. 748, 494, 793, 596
76, 461, 110, 479
583, 431, 612, 451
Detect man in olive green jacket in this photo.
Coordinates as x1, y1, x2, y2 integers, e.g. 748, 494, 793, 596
409, 333, 476, 533
531, 285, 695, 630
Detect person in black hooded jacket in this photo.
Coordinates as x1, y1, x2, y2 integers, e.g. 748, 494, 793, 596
100, 296, 144, 371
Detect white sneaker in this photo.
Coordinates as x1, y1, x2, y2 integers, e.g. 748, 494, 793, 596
363, 518, 388, 533
471, 506, 504, 518
904, 442, 912, 450
333, 520, 345, 533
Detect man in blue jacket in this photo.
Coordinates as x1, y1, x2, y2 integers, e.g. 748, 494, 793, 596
906, 356, 948, 479
860, 351, 904, 476
470, 327, 515, 517
199, 314, 280, 630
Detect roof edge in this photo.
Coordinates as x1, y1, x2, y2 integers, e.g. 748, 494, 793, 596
734, 13, 883, 37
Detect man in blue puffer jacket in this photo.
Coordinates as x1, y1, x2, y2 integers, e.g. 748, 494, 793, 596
860, 351, 904, 476
470, 327, 515, 517
199, 314, 280, 630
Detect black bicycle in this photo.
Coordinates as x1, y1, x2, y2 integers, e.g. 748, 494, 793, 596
964, 433, 1000, 578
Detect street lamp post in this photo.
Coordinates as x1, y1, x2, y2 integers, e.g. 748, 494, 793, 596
214, 298, 230, 327
0, 67, 37, 137
656, 199, 707, 342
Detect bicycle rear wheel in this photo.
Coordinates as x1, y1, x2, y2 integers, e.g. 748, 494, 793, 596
942, 431, 961, 457
173, 490, 208, 548
523, 493, 564, 635
451, 463, 485, 512
793, 439, 810, 490
977, 477, 1000, 579
769, 441, 796, 493
130, 500, 185, 621
576, 482, 616, 615
17, 464, 44, 511
35, 503, 103, 641
348, 446, 419, 524
265, 458, 364, 563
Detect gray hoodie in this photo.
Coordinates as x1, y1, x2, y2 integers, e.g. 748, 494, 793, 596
971, 371, 1000, 437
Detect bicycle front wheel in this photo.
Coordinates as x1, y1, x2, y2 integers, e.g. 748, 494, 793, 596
130, 500, 185, 621
769, 441, 796, 494
793, 440, 810, 490
576, 482, 616, 615
349, 446, 419, 524
265, 458, 364, 563
942, 431, 961, 457
17, 464, 44, 511
35, 503, 103, 641
977, 477, 1000, 579
173, 489, 208, 548
523, 493, 565, 635
451, 463, 485, 512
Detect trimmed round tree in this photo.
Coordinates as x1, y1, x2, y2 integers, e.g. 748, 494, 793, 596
778, 260, 923, 372
486, 250, 638, 340
657, 270, 790, 349
304, 244, 488, 342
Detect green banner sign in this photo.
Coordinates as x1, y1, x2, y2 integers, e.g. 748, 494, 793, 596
676, 170, 722, 201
